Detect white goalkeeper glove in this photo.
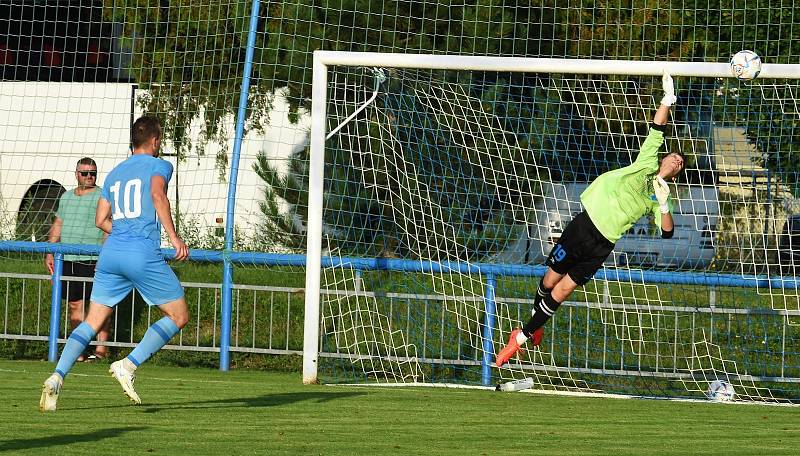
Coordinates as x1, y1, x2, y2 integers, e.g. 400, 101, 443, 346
660, 71, 677, 107
654, 175, 671, 214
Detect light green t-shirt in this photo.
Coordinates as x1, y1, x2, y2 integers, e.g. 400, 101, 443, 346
580, 129, 671, 243
56, 187, 104, 261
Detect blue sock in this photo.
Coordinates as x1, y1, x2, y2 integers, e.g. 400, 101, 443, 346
55, 322, 96, 379
127, 317, 180, 367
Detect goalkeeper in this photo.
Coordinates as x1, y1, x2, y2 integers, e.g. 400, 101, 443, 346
496, 72, 686, 367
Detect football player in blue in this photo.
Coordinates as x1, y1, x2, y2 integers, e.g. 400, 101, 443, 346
41, 116, 189, 411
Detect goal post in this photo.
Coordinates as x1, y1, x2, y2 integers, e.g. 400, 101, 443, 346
303, 55, 330, 384
304, 51, 800, 402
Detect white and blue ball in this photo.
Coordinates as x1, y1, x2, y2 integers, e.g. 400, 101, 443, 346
730, 50, 762, 80
706, 379, 736, 402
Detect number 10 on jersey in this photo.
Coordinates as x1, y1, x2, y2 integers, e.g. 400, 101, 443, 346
109, 179, 142, 220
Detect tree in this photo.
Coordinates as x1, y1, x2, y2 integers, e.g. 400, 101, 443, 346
103, 0, 269, 170
104, 0, 799, 257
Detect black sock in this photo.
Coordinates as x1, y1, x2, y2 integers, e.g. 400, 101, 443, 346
522, 293, 561, 338
533, 278, 553, 307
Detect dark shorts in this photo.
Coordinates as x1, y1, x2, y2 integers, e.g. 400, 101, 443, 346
61, 260, 96, 302
545, 211, 615, 286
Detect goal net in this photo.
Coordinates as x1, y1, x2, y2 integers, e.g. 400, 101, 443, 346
305, 52, 800, 403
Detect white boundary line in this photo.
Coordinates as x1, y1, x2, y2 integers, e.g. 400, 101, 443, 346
329, 381, 799, 407
4, 366, 796, 406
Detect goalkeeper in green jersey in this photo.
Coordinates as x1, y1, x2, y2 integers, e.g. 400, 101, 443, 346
496, 72, 686, 367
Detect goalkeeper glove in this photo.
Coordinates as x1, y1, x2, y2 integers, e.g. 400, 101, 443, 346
660, 71, 677, 107
654, 175, 671, 214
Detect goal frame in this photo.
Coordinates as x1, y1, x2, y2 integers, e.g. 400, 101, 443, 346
302, 50, 800, 384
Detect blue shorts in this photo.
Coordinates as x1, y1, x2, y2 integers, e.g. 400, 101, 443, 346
90, 239, 184, 307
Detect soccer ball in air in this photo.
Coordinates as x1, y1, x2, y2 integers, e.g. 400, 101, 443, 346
706, 379, 736, 402
730, 50, 762, 80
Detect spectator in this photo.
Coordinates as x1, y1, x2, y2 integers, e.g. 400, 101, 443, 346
45, 157, 109, 361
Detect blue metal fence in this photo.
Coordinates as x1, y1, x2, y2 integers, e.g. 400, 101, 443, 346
2, 239, 799, 383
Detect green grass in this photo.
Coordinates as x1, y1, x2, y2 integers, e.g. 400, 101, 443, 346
1, 360, 799, 455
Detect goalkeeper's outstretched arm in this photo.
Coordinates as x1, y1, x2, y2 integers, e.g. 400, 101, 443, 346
653, 71, 682, 236
653, 104, 671, 125
654, 71, 676, 125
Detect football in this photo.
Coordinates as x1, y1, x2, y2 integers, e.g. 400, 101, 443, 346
706, 379, 736, 402
730, 50, 762, 80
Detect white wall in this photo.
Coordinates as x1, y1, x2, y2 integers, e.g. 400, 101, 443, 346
0, 81, 309, 243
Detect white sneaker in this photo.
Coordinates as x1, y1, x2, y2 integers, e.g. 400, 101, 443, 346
39, 373, 63, 412
109, 360, 141, 404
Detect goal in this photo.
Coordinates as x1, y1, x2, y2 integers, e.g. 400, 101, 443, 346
303, 51, 800, 403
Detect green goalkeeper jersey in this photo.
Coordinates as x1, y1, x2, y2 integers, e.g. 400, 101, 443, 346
580, 128, 669, 243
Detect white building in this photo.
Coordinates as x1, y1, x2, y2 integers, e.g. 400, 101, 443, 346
0, 81, 309, 243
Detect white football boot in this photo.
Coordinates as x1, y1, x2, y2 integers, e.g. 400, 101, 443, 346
109, 359, 141, 404
39, 373, 63, 412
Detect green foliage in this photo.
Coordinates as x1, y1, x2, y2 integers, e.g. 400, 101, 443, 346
101, 0, 799, 153
0, 193, 17, 240
255, 68, 539, 260
101, 0, 799, 255
173, 213, 226, 250
102, 0, 273, 166
252, 150, 309, 252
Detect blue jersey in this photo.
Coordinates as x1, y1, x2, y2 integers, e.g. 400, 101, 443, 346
92, 153, 184, 307
101, 154, 173, 247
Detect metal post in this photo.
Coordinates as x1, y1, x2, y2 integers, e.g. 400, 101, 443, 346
220, 0, 261, 371
481, 273, 497, 386
302, 53, 328, 384
48, 252, 64, 362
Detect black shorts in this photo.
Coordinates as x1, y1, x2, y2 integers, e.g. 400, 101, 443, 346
545, 211, 614, 286
61, 260, 96, 302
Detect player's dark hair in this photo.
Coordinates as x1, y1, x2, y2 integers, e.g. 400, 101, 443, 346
76, 157, 96, 168
131, 116, 162, 149
662, 150, 687, 172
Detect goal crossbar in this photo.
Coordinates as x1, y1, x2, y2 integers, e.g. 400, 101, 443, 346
314, 51, 800, 78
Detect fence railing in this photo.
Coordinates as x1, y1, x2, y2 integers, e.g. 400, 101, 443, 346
0, 241, 800, 374
4, 269, 798, 385
0, 270, 306, 356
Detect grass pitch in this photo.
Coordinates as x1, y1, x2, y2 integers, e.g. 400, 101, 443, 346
1, 360, 799, 455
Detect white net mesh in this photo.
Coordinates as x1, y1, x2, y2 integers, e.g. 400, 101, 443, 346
315, 64, 800, 403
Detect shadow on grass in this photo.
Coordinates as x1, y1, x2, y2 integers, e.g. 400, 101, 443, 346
0, 426, 147, 452
139, 391, 367, 413
67, 390, 366, 413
